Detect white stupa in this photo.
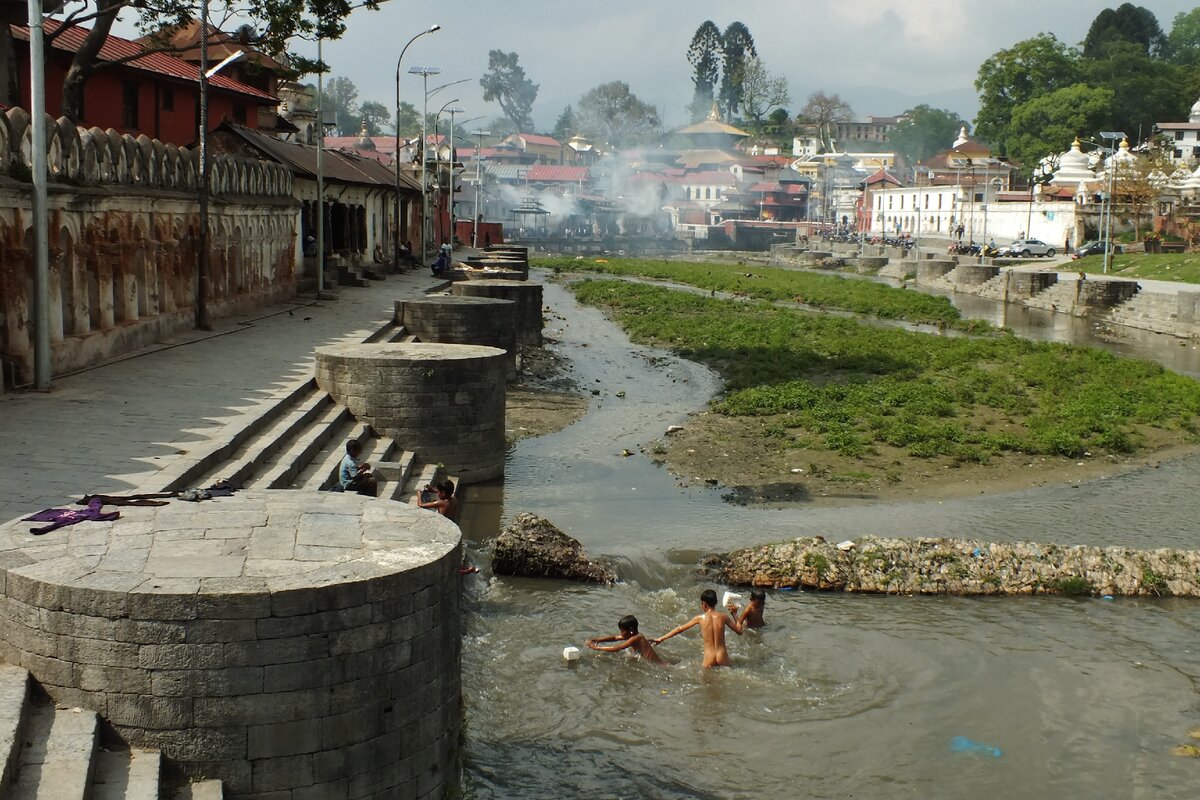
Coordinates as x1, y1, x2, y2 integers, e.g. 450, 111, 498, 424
1051, 138, 1096, 187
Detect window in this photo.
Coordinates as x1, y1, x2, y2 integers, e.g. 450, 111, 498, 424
938, 195, 943, 209
888, 196, 893, 209
1175, 149, 1183, 159
122, 81, 139, 129
163, 87, 174, 111
1194, 146, 1200, 158
1177, 131, 1186, 141
974, 192, 983, 203
233, 104, 247, 124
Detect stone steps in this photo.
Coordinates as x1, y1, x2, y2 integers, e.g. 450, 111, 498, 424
0, 665, 220, 800
974, 272, 1010, 302
1026, 280, 1085, 315
295, 421, 373, 492
252, 403, 353, 490
1103, 291, 1196, 337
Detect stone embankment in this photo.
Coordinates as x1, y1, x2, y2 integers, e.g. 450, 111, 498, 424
707, 536, 1200, 597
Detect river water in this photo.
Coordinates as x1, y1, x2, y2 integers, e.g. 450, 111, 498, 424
459, 276, 1200, 799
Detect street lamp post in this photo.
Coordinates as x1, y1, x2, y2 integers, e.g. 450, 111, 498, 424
393, 25, 440, 274
433, 100, 461, 247
1100, 131, 1126, 274
472, 129, 491, 248
409, 66, 443, 264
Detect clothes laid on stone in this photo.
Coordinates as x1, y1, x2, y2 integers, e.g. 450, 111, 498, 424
24, 497, 119, 535
178, 488, 212, 502
78, 491, 175, 507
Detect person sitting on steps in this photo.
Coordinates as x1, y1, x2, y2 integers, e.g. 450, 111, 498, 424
339, 440, 378, 496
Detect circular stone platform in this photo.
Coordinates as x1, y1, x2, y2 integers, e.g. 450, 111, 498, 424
396, 296, 517, 378
0, 491, 462, 799
451, 280, 543, 346
315, 342, 508, 482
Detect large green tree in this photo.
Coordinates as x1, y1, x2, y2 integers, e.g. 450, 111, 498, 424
718, 21, 756, 120
1084, 40, 1190, 140
738, 56, 788, 123
480, 50, 538, 133
359, 100, 391, 136
323, 75, 359, 135
800, 91, 852, 151
552, 105, 576, 142
890, 105, 966, 165
686, 20, 724, 121
1166, 8, 1200, 67
48, 0, 379, 123
575, 81, 660, 148
1082, 3, 1165, 58
974, 33, 1082, 152
1005, 83, 1115, 170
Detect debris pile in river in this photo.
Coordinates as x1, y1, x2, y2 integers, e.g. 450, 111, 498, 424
706, 536, 1200, 597
492, 513, 616, 584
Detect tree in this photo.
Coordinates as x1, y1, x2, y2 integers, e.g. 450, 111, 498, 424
50, 0, 380, 123
480, 50, 538, 133
1004, 83, 1115, 171
889, 105, 966, 165
395, 101, 419, 137
1113, 143, 1173, 238
552, 105, 576, 142
1082, 3, 1166, 59
324, 75, 359, 135
359, 101, 392, 136
1084, 41, 1191, 142
575, 81, 661, 148
718, 21, 756, 120
1166, 8, 1200, 67
800, 91, 852, 151
738, 57, 789, 123
686, 21, 723, 121
974, 34, 1082, 151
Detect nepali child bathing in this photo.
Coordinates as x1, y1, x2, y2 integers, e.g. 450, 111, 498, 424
418, 479, 460, 521
654, 589, 744, 668
586, 615, 666, 665
729, 588, 767, 630
339, 440, 378, 496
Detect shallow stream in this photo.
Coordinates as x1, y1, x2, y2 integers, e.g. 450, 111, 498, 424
459, 277, 1200, 798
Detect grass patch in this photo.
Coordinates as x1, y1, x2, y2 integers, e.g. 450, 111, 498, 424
571, 278, 1200, 461
1053, 576, 1095, 596
535, 255, 966, 325
1075, 253, 1200, 284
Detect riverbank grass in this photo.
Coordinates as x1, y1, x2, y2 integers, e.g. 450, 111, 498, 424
572, 279, 1200, 492
1075, 253, 1200, 284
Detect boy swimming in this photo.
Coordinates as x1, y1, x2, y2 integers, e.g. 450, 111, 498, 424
729, 588, 767, 629
586, 615, 666, 664
654, 589, 744, 668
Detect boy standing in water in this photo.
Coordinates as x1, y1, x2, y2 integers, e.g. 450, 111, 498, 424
586, 616, 666, 664
729, 588, 767, 629
654, 589, 744, 668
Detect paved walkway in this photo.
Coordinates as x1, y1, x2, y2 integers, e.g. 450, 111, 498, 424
0, 269, 443, 524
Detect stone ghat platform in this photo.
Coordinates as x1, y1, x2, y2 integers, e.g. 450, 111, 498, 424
0, 490, 463, 799
707, 536, 1200, 597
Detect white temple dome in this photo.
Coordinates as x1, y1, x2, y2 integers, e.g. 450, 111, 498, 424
1190, 95, 1200, 124
1051, 137, 1096, 186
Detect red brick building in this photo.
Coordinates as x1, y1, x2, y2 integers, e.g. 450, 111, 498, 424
10, 20, 277, 146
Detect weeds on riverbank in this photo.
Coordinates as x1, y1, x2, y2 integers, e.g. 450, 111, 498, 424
572, 279, 1200, 461
1075, 253, 1200, 284
534, 255, 964, 325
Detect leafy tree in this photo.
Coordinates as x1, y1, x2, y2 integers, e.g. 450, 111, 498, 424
1082, 3, 1165, 59
395, 101, 419, 137
738, 57, 789, 123
800, 91, 852, 151
485, 115, 517, 137
553, 105, 576, 142
1084, 41, 1191, 141
480, 50, 538, 133
1004, 83, 1115, 171
718, 21, 756, 120
974, 33, 1082, 151
1166, 8, 1200, 67
323, 75, 359, 135
359, 100, 391, 136
1113, 143, 1173, 238
686, 20, 723, 121
889, 105, 966, 165
575, 81, 661, 148
48, 0, 380, 123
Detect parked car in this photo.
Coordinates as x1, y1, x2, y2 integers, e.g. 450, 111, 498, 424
1071, 240, 1123, 259
1001, 238, 1056, 257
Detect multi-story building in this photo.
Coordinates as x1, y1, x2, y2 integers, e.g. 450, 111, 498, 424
1156, 95, 1200, 167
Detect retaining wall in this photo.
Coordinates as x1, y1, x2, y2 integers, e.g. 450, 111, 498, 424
396, 296, 517, 378
451, 279, 543, 346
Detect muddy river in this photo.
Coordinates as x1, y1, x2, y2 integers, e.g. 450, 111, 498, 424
459, 277, 1200, 798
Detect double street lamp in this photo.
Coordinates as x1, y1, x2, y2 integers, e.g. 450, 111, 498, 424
393, 25, 440, 273
409, 65, 444, 263
1099, 130, 1127, 274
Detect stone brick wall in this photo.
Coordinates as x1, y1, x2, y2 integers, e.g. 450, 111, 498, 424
396, 297, 517, 378
451, 280, 543, 346
0, 491, 463, 799
315, 342, 508, 482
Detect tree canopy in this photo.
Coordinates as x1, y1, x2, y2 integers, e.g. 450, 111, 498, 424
1082, 3, 1165, 58
889, 106, 967, 166
800, 91, 852, 151
575, 81, 660, 149
1166, 8, 1200, 67
480, 50, 538, 133
686, 21, 723, 121
718, 21, 756, 120
552, 105, 576, 142
738, 57, 789, 123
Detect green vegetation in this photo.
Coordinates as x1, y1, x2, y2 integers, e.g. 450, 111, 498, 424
1075, 253, 1200, 284
803, 551, 829, 579
1142, 566, 1170, 595
535, 256, 965, 325
571, 279, 1200, 461
1053, 576, 1095, 597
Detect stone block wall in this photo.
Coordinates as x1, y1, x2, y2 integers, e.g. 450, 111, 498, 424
397, 296, 517, 378
954, 263, 1000, 286
315, 342, 508, 482
451, 280, 544, 346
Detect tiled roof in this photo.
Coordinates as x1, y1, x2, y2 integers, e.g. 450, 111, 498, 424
746, 182, 781, 193
516, 133, 561, 148
785, 184, 809, 195
13, 20, 275, 102
677, 148, 737, 166
676, 119, 750, 137
216, 122, 420, 191
865, 169, 902, 186
525, 165, 589, 182
485, 164, 530, 181
137, 21, 286, 74
679, 171, 737, 186
324, 136, 398, 155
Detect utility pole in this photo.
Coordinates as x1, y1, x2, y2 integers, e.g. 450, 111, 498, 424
28, 0, 50, 388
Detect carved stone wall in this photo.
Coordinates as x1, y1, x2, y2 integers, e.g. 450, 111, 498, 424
0, 108, 299, 383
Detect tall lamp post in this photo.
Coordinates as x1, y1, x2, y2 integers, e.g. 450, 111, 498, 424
393, 24, 440, 273
408, 66, 443, 263
433, 101, 463, 247
1099, 130, 1126, 274
472, 129, 491, 248
27, 0, 49, 387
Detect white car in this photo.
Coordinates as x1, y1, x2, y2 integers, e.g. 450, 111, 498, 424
1002, 238, 1056, 258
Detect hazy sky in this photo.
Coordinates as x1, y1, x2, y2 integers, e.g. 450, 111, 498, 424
131, 1, 1200, 131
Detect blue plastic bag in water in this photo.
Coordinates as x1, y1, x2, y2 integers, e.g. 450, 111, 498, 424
950, 736, 1002, 757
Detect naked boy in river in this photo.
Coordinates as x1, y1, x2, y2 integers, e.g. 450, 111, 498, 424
654, 588, 744, 668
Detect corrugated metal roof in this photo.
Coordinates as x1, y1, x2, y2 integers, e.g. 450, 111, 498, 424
486, 164, 530, 181
525, 165, 589, 182
217, 122, 420, 191
677, 148, 737, 166
676, 119, 750, 137
678, 171, 736, 185
13, 20, 276, 102
514, 133, 561, 147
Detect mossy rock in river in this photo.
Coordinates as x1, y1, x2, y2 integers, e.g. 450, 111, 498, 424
492, 513, 616, 584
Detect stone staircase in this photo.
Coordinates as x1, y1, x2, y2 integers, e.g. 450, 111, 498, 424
1026, 279, 1086, 315
1102, 290, 1199, 338
0, 665, 220, 800
974, 272, 1010, 302
922, 269, 958, 293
